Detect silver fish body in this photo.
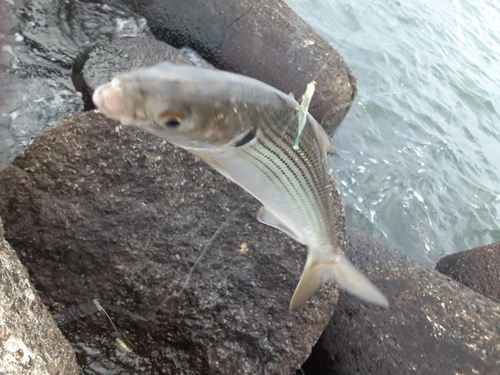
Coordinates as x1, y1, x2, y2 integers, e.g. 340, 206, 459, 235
93, 63, 389, 310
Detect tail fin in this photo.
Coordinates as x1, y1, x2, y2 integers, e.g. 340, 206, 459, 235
289, 254, 389, 311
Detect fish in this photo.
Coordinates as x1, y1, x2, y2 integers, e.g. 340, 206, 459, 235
92, 63, 389, 310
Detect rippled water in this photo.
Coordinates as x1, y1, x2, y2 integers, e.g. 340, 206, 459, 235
285, 0, 500, 262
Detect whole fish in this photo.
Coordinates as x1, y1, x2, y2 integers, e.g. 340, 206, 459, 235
92, 63, 389, 310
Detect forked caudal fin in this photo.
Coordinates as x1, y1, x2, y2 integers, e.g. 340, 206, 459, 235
289, 253, 389, 311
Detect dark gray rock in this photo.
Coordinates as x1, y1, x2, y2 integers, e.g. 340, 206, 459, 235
117, 0, 357, 135
436, 242, 500, 303
0, 110, 344, 374
82, 36, 194, 92
1, 0, 151, 172
0, 217, 79, 375
301, 229, 500, 375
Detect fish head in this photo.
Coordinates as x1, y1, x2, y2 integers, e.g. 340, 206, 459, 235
92, 63, 274, 149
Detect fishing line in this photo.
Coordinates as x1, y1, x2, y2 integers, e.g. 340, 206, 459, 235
333, 0, 378, 52
52, 299, 136, 352
308, 0, 422, 128
93, 299, 135, 352
320, 87, 421, 127
51, 198, 249, 350
176, 200, 248, 296
52, 199, 247, 348
310, 0, 378, 83
152, 200, 249, 315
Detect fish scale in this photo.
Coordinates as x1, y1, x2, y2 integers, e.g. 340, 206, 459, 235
92, 63, 389, 311
246, 117, 334, 245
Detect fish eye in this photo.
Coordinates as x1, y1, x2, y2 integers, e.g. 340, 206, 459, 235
163, 118, 182, 128
158, 109, 185, 128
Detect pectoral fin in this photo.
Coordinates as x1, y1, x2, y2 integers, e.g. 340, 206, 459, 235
256, 206, 305, 244
290, 253, 389, 311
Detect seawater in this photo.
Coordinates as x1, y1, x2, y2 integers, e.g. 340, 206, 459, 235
285, 0, 500, 262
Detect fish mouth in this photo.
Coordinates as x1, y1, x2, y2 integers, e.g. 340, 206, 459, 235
92, 78, 126, 120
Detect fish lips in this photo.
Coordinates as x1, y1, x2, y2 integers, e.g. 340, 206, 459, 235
93, 80, 129, 122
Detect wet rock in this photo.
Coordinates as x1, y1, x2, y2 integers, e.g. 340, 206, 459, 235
0, 217, 79, 375
1, 0, 155, 172
436, 242, 500, 303
117, 0, 356, 135
14, 0, 151, 67
81, 36, 195, 93
301, 229, 500, 374
0, 110, 344, 374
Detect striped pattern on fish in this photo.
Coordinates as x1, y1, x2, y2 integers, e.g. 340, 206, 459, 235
190, 106, 334, 248
92, 63, 389, 310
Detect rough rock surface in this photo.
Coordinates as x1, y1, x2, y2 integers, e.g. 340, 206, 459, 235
436, 242, 500, 303
0, 217, 79, 375
0, 110, 346, 374
117, 0, 356, 135
81, 36, 195, 93
301, 229, 500, 375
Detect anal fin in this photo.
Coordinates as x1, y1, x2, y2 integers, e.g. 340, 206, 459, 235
256, 206, 305, 244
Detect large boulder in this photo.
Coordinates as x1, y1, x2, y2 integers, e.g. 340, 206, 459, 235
80, 36, 195, 94
0, 217, 79, 375
0, 110, 345, 374
436, 242, 500, 303
301, 229, 500, 374
116, 0, 356, 135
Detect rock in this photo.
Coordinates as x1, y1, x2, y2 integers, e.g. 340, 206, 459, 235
0, 110, 345, 374
1, 0, 151, 172
14, 0, 151, 67
117, 0, 356, 135
436, 242, 500, 303
81, 36, 195, 92
0, 217, 79, 375
300, 229, 500, 375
